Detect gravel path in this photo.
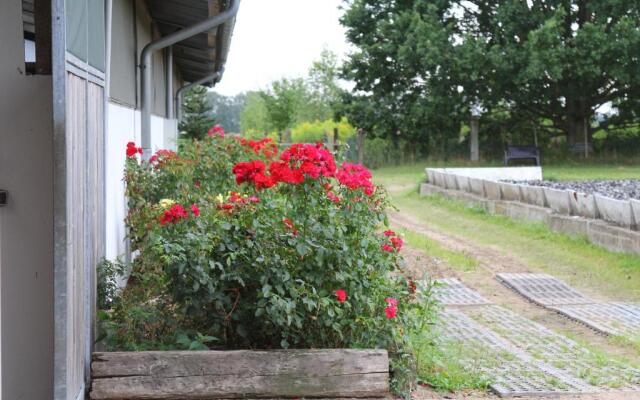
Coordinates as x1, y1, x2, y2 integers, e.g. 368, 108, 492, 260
505, 179, 640, 200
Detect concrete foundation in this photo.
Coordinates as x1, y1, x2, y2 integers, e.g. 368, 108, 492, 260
594, 195, 634, 229
630, 199, 640, 231
456, 175, 471, 192
520, 185, 546, 208
420, 182, 640, 256
444, 173, 459, 190
469, 177, 485, 197
484, 180, 502, 200
426, 167, 638, 230
543, 187, 572, 215
569, 192, 598, 220
499, 182, 522, 202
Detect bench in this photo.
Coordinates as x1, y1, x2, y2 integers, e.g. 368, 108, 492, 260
90, 349, 390, 399
504, 145, 540, 166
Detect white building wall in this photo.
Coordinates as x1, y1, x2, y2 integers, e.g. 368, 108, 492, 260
104, 102, 177, 261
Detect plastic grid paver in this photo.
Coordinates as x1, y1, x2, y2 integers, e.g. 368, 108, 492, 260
550, 303, 640, 336
438, 309, 596, 397
496, 273, 592, 306
469, 305, 640, 391
433, 278, 490, 306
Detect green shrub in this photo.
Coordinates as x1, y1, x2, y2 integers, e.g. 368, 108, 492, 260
291, 118, 355, 143
104, 133, 435, 394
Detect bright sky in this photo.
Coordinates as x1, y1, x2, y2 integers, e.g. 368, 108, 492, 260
213, 0, 350, 96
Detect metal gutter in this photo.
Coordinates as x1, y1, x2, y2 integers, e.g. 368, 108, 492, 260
165, 47, 173, 119
175, 70, 222, 121
140, 0, 240, 158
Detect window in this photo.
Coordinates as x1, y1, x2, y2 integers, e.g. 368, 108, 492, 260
22, 0, 51, 75
65, 0, 105, 72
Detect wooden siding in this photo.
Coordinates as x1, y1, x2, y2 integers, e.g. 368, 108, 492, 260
64, 71, 105, 400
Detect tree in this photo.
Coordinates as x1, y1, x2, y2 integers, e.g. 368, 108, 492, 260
240, 91, 270, 133
341, 0, 640, 151
179, 85, 214, 140
308, 48, 342, 121
259, 78, 310, 134
207, 92, 246, 133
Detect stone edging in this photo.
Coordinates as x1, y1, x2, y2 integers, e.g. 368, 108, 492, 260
426, 168, 639, 230
420, 181, 640, 256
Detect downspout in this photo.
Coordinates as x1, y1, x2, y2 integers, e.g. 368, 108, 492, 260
176, 70, 222, 121
165, 47, 173, 119
140, 0, 240, 158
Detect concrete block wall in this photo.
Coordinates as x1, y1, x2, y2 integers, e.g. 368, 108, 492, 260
424, 167, 640, 255
425, 167, 638, 230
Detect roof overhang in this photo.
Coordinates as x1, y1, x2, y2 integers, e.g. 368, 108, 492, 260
145, 0, 237, 84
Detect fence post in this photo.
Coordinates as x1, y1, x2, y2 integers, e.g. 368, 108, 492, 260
357, 128, 364, 164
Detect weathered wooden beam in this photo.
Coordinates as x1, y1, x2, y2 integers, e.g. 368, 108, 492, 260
91, 349, 389, 399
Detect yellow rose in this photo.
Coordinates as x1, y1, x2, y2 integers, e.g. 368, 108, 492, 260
159, 198, 175, 208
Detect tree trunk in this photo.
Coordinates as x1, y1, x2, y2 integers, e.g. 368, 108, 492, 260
565, 98, 592, 154
470, 116, 479, 162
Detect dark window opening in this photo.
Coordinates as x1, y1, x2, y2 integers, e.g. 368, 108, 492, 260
22, 0, 51, 75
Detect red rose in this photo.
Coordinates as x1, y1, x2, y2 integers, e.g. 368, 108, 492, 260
335, 289, 347, 303
126, 142, 143, 158
390, 236, 403, 251
384, 230, 395, 237
208, 124, 225, 138
382, 243, 394, 252
159, 204, 189, 225
336, 162, 374, 195
384, 297, 398, 319
190, 204, 200, 217
385, 305, 398, 319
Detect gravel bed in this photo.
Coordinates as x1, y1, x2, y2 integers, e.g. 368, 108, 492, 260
503, 179, 640, 201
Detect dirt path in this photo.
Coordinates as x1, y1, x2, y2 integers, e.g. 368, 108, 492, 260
389, 209, 640, 400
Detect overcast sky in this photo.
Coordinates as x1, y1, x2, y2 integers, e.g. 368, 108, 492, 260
213, 0, 350, 96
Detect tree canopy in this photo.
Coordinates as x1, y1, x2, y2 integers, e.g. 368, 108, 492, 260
340, 0, 640, 151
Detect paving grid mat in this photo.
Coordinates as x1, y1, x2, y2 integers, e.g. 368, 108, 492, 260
496, 273, 640, 337
496, 273, 592, 306
549, 303, 640, 337
433, 278, 490, 306
438, 309, 597, 397
467, 305, 640, 391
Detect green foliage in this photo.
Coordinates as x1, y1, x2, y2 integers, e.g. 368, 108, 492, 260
307, 48, 342, 121
243, 50, 344, 137
179, 85, 215, 140
102, 137, 436, 395
207, 92, 246, 133
97, 258, 126, 311
260, 78, 310, 133
240, 91, 270, 133
340, 0, 640, 157
291, 118, 355, 144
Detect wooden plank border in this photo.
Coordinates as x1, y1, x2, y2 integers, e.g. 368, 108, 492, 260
91, 349, 389, 399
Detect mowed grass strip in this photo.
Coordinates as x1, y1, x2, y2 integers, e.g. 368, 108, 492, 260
399, 228, 478, 272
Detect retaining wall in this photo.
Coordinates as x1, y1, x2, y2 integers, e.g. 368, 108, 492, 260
422, 168, 640, 255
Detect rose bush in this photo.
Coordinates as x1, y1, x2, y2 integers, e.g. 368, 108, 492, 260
103, 129, 434, 391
